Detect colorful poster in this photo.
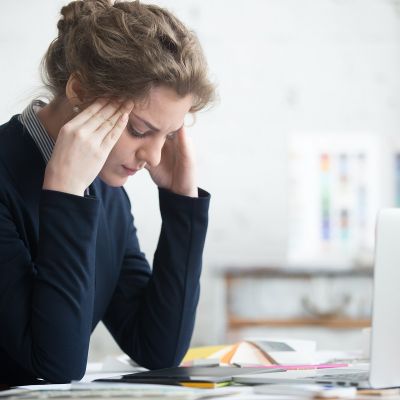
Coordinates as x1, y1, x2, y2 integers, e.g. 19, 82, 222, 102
287, 133, 381, 269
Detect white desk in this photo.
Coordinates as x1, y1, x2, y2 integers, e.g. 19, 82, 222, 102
2, 362, 400, 399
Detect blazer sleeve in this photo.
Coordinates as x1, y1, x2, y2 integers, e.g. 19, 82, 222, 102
103, 187, 210, 369
0, 190, 100, 383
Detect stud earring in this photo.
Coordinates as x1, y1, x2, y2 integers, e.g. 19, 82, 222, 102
72, 105, 80, 113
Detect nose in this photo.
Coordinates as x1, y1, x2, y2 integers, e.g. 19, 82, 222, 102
136, 136, 165, 168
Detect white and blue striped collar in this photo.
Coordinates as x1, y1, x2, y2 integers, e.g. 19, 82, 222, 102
18, 100, 54, 164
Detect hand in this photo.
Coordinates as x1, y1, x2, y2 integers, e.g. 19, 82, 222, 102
43, 99, 134, 196
146, 127, 198, 197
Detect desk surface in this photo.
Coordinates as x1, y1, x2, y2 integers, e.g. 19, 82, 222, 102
2, 384, 400, 400
2, 364, 400, 400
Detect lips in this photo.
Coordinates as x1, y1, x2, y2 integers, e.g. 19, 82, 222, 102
122, 165, 139, 175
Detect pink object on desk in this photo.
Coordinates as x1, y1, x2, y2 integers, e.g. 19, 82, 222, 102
233, 363, 348, 370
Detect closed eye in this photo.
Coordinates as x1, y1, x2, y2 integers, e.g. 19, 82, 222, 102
127, 120, 179, 140
127, 122, 150, 139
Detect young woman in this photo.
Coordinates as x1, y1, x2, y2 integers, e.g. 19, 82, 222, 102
0, 0, 215, 385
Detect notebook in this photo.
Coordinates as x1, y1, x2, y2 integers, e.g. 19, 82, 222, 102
95, 366, 283, 387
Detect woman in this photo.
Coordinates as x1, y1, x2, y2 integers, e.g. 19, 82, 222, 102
0, 0, 214, 385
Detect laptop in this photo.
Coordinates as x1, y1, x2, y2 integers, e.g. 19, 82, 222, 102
234, 209, 400, 389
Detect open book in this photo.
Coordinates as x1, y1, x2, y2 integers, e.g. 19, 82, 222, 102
182, 338, 317, 366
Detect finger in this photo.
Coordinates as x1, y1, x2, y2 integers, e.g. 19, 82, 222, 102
79, 99, 125, 135
100, 113, 129, 151
91, 104, 124, 142
101, 103, 134, 149
96, 100, 134, 142
172, 126, 187, 150
68, 98, 108, 127
175, 126, 195, 158
176, 126, 186, 142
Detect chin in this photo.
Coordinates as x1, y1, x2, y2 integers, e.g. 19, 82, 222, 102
99, 171, 128, 187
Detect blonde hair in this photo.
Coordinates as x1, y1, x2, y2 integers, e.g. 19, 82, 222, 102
41, 0, 215, 112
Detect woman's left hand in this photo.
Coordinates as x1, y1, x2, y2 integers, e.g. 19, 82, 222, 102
146, 127, 198, 197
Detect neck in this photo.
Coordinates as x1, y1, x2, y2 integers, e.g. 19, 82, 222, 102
37, 97, 72, 141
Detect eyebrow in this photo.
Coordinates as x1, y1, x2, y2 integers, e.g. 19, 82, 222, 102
132, 113, 160, 132
132, 113, 183, 134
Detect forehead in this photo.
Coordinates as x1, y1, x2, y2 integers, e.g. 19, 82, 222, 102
132, 86, 193, 130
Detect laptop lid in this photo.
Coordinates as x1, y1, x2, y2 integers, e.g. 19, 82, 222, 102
369, 209, 400, 388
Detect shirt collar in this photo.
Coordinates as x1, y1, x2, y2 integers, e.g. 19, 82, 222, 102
18, 99, 55, 164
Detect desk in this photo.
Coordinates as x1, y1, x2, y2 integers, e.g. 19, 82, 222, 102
2, 382, 400, 399
2, 366, 400, 400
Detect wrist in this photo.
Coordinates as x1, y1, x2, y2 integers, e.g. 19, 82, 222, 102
43, 171, 85, 197
170, 185, 198, 198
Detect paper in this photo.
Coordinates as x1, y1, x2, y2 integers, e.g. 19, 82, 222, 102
184, 338, 318, 367
182, 346, 227, 362
3, 383, 245, 399
246, 337, 317, 365
253, 383, 356, 398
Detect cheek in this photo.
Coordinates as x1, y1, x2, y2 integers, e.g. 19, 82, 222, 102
107, 131, 135, 161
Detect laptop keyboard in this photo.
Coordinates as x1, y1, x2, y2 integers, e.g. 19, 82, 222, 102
317, 371, 369, 382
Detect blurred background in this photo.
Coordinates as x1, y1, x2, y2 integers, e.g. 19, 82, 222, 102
1, 0, 400, 361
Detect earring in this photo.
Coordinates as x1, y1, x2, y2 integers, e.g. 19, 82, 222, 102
72, 105, 80, 113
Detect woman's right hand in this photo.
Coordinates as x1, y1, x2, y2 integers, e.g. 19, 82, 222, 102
43, 99, 134, 196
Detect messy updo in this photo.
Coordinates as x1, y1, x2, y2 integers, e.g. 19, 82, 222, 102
41, 0, 215, 112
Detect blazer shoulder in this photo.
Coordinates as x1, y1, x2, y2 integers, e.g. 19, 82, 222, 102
0, 114, 23, 138
0, 115, 45, 200
0, 114, 41, 153
0, 117, 18, 191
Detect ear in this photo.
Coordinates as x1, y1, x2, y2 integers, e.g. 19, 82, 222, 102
65, 74, 86, 104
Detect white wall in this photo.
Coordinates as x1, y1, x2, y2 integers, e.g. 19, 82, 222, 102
140, 0, 400, 346
1, 0, 400, 359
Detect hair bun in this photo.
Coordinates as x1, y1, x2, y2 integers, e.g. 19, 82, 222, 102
57, 0, 111, 35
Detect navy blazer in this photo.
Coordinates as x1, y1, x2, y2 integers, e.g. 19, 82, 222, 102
0, 115, 210, 385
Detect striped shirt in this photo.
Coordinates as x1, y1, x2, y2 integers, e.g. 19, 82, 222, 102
19, 100, 54, 163
18, 100, 90, 196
